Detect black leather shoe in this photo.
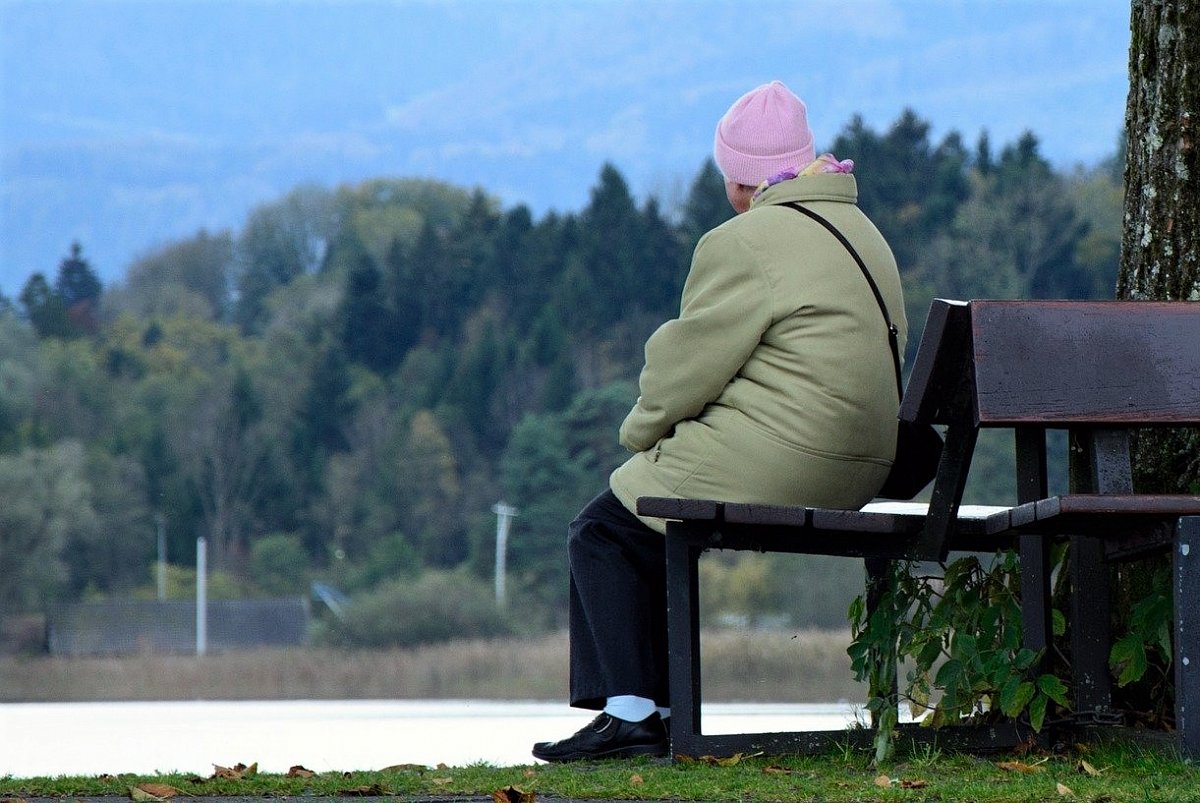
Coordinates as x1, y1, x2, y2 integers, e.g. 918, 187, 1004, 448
532, 712, 668, 761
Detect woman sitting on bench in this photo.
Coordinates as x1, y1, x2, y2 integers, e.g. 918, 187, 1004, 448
532, 80, 908, 762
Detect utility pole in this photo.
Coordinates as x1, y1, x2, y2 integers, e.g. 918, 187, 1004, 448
491, 502, 518, 608
156, 513, 166, 601
196, 536, 208, 656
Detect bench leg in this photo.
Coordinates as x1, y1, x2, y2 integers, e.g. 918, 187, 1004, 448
665, 522, 703, 757
1070, 535, 1114, 720
1019, 534, 1052, 670
1175, 516, 1200, 759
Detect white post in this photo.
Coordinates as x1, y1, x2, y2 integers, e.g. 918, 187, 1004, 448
491, 502, 518, 608
196, 536, 208, 656
156, 513, 167, 601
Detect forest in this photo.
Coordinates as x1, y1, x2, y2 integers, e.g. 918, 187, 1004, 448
0, 109, 1125, 648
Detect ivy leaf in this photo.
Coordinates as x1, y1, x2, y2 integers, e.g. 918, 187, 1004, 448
1013, 648, 1040, 672
1000, 679, 1035, 718
934, 658, 963, 689
848, 595, 865, 625
1037, 673, 1070, 708
1109, 634, 1148, 687
1052, 608, 1067, 637
1028, 694, 1048, 732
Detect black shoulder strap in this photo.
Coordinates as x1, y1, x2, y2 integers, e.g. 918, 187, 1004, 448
780, 201, 903, 399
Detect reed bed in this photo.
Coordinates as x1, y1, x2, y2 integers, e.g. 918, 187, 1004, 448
0, 628, 862, 703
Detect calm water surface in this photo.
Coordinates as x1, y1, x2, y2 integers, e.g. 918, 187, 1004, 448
0, 700, 864, 777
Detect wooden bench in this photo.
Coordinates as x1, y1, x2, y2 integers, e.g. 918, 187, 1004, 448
638, 298, 1200, 759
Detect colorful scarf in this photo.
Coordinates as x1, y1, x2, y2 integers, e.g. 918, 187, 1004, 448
752, 153, 855, 201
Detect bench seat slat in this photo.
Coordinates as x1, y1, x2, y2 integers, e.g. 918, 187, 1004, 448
724, 502, 810, 526
636, 497, 721, 520
814, 503, 1013, 537
638, 497, 1015, 538
1038, 494, 1200, 517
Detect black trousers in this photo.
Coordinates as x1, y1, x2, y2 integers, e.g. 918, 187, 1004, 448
568, 489, 669, 710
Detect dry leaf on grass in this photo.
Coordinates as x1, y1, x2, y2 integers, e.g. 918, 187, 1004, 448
379, 763, 426, 773
212, 762, 257, 780
997, 760, 1045, 774
1056, 781, 1075, 797
900, 779, 929, 789
762, 765, 792, 775
129, 783, 180, 801
874, 774, 893, 788
1076, 759, 1103, 776
629, 774, 644, 786
491, 785, 535, 803
287, 765, 316, 778
431, 778, 454, 786
696, 751, 762, 766
339, 784, 385, 796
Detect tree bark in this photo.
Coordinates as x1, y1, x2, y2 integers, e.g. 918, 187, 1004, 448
1118, 0, 1200, 494
1118, 0, 1200, 302
1111, 0, 1200, 720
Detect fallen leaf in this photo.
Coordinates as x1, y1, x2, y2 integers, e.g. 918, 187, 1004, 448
431, 778, 454, 786
491, 786, 535, 803
874, 773, 893, 788
523, 769, 536, 778
287, 765, 317, 778
339, 784, 384, 797
1057, 781, 1075, 797
998, 760, 1043, 774
674, 753, 696, 763
762, 765, 792, 775
1076, 759, 1103, 776
130, 784, 179, 801
436, 762, 450, 770
900, 778, 929, 789
379, 763, 425, 773
211, 762, 257, 780
629, 774, 644, 786
697, 751, 760, 766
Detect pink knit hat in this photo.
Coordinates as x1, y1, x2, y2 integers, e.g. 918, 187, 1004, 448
713, 81, 815, 186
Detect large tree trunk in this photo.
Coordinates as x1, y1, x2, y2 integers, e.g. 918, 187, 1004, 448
1118, 0, 1200, 493
1119, 0, 1199, 302
1110, 0, 1199, 721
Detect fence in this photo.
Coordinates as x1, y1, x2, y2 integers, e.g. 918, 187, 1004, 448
45, 598, 310, 656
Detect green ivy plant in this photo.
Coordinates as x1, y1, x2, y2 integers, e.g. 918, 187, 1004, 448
1109, 565, 1172, 690
848, 551, 1070, 764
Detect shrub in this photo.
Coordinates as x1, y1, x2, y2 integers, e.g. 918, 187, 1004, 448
318, 569, 513, 647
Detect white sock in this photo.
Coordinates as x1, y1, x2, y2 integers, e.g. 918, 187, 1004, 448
603, 694, 656, 723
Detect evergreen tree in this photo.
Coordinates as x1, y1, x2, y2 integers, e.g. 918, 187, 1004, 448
679, 158, 734, 247
342, 255, 403, 373
20, 243, 103, 338
19, 273, 70, 338
55, 242, 102, 310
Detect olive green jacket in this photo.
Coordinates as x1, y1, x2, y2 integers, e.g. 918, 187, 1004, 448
609, 173, 907, 532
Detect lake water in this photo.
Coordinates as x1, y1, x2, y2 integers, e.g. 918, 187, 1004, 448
0, 700, 865, 778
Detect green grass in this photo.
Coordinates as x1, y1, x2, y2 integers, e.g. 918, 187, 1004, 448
3, 742, 1197, 802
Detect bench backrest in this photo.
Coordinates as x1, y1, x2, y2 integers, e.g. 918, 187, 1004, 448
900, 299, 1200, 558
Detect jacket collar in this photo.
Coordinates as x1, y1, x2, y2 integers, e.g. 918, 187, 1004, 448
750, 173, 858, 210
